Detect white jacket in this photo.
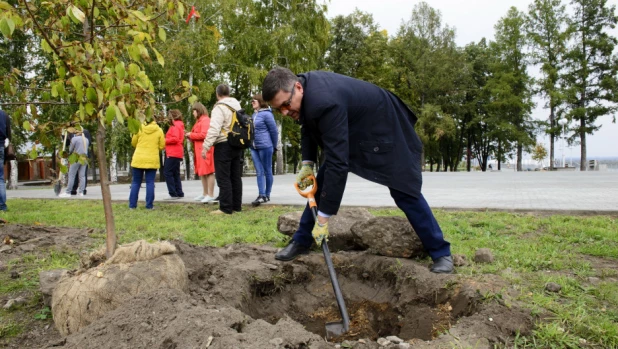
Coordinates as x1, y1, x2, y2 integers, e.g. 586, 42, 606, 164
203, 97, 242, 152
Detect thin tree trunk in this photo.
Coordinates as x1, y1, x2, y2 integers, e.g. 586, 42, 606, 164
96, 123, 117, 258
109, 121, 118, 183
517, 143, 523, 171
549, 107, 555, 170
466, 131, 471, 172
580, 118, 587, 171
185, 72, 195, 180
275, 120, 283, 174
9, 160, 18, 189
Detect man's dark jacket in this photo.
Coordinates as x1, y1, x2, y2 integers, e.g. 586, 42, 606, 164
298, 71, 423, 215
0, 110, 10, 144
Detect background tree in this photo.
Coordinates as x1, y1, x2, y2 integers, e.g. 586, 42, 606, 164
526, 0, 570, 170
532, 143, 548, 167
562, 0, 618, 171
488, 7, 535, 171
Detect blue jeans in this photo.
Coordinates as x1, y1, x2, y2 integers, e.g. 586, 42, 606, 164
250, 147, 274, 197
129, 168, 157, 209
0, 147, 6, 211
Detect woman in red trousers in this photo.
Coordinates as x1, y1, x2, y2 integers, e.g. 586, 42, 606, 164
186, 102, 216, 203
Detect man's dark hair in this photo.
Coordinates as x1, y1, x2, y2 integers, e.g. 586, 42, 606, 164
216, 84, 230, 97
262, 67, 298, 102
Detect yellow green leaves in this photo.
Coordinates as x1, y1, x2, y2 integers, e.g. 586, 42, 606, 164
188, 95, 198, 104
130, 10, 150, 22
127, 118, 142, 134
23, 121, 33, 132
86, 87, 97, 103
0, 17, 15, 39
158, 27, 166, 42
128, 63, 140, 77
105, 107, 115, 124
153, 47, 164, 67
67, 6, 86, 24
115, 62, 126, 79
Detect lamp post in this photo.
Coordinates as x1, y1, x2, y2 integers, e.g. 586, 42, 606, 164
558, 118, 568, 167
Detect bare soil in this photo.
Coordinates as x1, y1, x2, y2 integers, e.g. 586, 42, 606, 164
2, 224, 535, 348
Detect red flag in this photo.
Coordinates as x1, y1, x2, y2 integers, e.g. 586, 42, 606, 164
185, 6, 200, 24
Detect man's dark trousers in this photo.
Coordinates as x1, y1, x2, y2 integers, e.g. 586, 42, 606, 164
214, 142, 242, 214
292, 166, 451, 260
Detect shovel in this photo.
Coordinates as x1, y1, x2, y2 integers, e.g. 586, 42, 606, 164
295, 175, 350, 338
54, 130, 69, 195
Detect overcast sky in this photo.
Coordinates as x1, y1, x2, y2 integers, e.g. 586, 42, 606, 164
325, 0, 618, 159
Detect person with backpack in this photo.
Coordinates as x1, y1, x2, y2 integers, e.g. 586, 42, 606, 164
249, 94, 278, 206
163, 109, 185, 200
201, 84, 243, 215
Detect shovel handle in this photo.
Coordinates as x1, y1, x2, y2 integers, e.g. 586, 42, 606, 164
296, 177, 350, 334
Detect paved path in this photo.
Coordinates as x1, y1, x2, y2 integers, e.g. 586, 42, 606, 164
6, 171, 618, 212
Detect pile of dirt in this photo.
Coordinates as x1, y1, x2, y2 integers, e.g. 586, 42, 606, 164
1, 224, 535, 349
56, 288, 329, 349
43, 242, 532, 348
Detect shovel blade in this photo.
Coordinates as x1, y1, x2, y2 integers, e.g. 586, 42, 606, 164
325, 321, 347, 339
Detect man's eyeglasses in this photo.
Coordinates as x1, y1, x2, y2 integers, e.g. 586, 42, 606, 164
272, 87, 295, 113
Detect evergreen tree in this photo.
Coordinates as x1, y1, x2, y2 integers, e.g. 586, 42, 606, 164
488, 7, 535, 171
563, 0, 618, 170
526, 0, 570, 170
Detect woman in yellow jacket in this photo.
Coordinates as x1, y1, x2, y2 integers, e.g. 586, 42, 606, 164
129, 120, 165, 209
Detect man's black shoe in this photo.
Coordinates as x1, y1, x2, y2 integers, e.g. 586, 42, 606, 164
430, 255, 454, 274
252, 196, 267, 207
275, 241, 310, 261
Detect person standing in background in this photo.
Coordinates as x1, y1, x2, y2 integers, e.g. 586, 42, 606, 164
249, 94, 278, 206
0, 110, 11, 211
128, 120, 165, 210
164, 109, 185, 200
59, 130, 89, 198
186, 102, 217, 204
201, 84, 243, 215
66, 127, 92, 195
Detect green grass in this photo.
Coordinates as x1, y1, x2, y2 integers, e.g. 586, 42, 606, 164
1, 199, 617, 347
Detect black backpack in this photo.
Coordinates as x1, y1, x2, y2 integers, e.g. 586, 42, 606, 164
216, 103, 254, 149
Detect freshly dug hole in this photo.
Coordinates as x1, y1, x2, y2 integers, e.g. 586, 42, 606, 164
240, 254, 475, 341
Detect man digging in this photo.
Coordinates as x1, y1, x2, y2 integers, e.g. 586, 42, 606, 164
262, 68, 453, 274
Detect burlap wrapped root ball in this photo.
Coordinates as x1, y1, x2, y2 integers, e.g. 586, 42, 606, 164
51, 240, 188, 336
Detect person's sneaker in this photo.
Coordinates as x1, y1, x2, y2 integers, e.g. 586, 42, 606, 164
252, 196, 267, 207
201, 196, 215, 204
77, 193, 84, 197
58, 193, 72, 198
164, 196, 181, 200
430, 256, 454, 274
194, 195, 205, 201
265, 196, 270, 202
210, 209, 229, 215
